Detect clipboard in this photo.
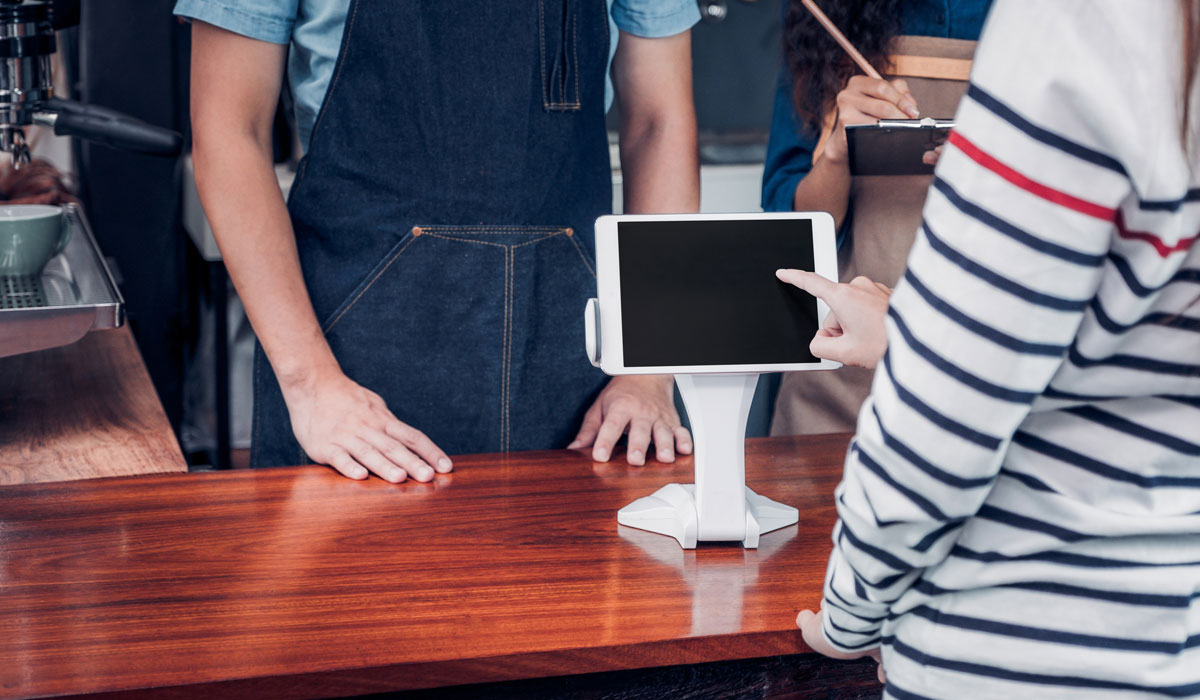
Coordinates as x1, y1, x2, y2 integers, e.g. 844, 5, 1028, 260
846, 118, 955, 176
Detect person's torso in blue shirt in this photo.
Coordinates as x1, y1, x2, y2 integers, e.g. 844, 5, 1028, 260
761, 0, 993, 213
174, 0, 701, 151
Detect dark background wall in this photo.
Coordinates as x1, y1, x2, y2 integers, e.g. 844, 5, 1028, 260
74, 2, 191, 429
692, 0, 781, 134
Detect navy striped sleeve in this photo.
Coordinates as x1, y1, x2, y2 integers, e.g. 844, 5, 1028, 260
820, 34, 1131, 651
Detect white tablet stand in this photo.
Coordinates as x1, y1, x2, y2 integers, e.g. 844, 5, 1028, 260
587, 299, 799, 549
616, 373, 799, 549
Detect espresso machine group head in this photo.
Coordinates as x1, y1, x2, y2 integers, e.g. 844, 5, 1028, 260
0, 0, 181, 167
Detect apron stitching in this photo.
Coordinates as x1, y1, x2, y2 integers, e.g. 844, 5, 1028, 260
538, 0, 548, 109
322, 234, 420, 334
420, 229, 563, 235
503, 246, 513, 452
557, 4, 567, 104
422, 234, 508, 249
539, 0, 581, 110
572, 11, 580, 106
509, 233, 562, 249
566, 233, 596, 277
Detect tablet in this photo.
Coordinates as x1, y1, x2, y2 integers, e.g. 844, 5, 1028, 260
846, 118, 954, 176
591, 213, 840, 375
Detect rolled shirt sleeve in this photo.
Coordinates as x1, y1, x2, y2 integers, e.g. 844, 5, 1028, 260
612, 0, 701, 38
173, 0, 299, 45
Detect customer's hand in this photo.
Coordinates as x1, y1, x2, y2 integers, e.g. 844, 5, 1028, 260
776, 269, 891, 369
797, 608, 885, 683
281, 369, 452, 482
822, 76, 920, 166
922, 144, 945, 167
569, 375, 692, 466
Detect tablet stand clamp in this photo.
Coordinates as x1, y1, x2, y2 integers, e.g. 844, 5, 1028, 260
585, 299, 799, 549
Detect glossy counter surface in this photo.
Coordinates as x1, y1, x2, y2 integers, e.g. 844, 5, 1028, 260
0, 326, 186, 484
0, 434, 854, 698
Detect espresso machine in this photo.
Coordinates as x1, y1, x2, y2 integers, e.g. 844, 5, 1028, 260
0, 0, 181, 166
0, 0, 182, 358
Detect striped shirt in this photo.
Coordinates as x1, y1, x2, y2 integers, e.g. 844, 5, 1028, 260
819, 2, 1200, 698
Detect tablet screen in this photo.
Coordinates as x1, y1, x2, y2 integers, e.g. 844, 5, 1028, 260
618, 219, 820, 368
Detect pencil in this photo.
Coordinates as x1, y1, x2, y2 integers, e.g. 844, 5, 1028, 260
800, 0, 883, 80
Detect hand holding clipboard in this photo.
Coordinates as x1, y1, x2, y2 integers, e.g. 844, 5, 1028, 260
801, 0, 950, 175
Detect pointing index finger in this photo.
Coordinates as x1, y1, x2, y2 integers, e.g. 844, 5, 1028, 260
776, 268, 839, 301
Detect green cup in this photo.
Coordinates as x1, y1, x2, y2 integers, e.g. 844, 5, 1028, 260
0, 205, 70, 277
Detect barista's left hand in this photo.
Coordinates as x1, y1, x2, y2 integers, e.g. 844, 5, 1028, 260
569, 375, 692, 466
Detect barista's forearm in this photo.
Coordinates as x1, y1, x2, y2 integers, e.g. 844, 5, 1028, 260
192, 137, 338, 389
612, 30, 699, 215
189, 21, 337, 392
792, 153, 852, 230
619, 114, 699, 214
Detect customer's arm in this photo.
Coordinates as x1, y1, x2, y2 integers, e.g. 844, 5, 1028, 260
811, 0, 1134, 653
569, 29, 698, 466
775, 270, 892, 369
189, 21, 449, 482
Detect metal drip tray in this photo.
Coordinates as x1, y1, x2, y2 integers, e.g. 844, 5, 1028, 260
1, 275, 48, 308
0, 205, 124, 358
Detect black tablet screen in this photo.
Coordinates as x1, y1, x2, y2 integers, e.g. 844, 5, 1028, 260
618, 219, 821, 368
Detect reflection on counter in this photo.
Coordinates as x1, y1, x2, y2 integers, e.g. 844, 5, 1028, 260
619, 523, 797, 637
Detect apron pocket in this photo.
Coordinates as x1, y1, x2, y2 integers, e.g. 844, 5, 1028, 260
540, 0, 581, 111
317, 224, 596, 455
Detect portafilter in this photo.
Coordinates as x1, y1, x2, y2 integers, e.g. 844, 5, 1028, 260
0, 0, 182, 167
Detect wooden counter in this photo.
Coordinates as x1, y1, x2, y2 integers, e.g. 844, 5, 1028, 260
0, 434, 877, 699
0, 327, 186, 484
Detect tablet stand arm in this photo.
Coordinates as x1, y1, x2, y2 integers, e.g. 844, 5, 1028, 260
617, 373, 799, 549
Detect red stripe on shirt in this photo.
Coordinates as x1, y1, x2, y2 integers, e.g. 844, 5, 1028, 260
1115, 210, 1198, 257
947, 131, 1118, 222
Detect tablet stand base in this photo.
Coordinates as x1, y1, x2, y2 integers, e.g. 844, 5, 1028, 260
616, 373, 799, 549
617, 483, 800, 549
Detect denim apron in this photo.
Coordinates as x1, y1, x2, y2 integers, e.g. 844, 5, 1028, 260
251, 0, 612, 466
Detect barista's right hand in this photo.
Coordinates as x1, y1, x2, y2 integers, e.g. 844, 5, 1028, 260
281, 370, 452, 483
821, 76, 920, 166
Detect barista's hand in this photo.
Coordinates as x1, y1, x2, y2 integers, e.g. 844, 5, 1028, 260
281, 370, 452, 482
569, 375, 692, 466
776, 269, 891, 369
822, 76, 919, 166
797, 607, 885, 684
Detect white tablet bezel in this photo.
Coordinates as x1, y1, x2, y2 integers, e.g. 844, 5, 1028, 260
594, 212, 841, 376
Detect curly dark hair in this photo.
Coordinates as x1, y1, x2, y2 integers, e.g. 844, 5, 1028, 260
783, 0, 904, 132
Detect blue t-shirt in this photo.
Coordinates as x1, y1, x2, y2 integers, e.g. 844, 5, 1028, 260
175, 0, 700, 150
760, 0, 993, 214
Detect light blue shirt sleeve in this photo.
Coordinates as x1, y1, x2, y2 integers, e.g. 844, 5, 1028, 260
606, 0, 700, 110
173, 0, 299, 45
611, 0, 701, 37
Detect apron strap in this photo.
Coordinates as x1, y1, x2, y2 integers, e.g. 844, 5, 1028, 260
887, 54, 971, 82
